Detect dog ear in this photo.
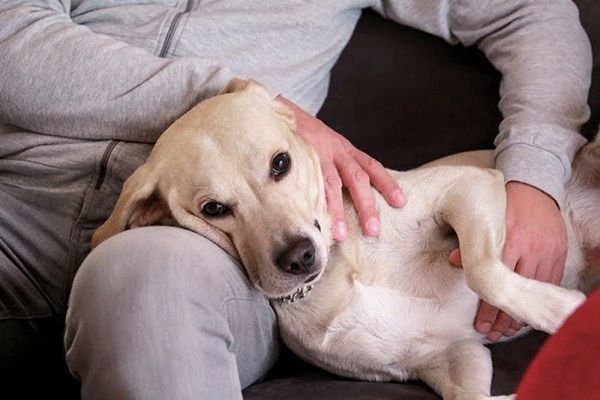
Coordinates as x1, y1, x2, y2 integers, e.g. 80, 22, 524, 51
220, 78, 273, 99
92, 163, 241, 261
91, 164, 171, 248
271, 99, 297, 132
221, 78, 296, 131
219, 77, 252, 94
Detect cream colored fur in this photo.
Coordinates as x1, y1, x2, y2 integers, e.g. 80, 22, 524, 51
93, 80, 600, 400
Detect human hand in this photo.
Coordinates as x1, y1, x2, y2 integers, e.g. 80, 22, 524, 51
277, 96, 406, 241
448, 181, 568, 341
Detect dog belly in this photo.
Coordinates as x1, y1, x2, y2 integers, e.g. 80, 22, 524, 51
276, 277, 485, 382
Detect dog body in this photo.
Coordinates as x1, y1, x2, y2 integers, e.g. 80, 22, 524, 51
274, 162, 590, 399
93, 81, 599, 400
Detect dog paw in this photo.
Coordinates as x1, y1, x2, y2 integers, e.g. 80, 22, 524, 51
528, 288, 586, 333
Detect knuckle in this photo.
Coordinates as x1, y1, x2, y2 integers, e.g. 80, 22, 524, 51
325, 174, 343, 189
354, 169, 370, 184
367, 157, 383, 170
340, 140, 353, 154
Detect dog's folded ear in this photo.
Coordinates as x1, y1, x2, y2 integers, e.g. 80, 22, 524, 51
271, 99, 297, 133
220, 78, 279, 103
92, 163, 241, 261
220, 78, 297, 130
219, 77, 273, 98
219, 77, 253, 94
92, 164, 171, 248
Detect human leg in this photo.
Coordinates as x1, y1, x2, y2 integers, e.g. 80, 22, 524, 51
0, 132, 114, 396
65, 226, 279, 400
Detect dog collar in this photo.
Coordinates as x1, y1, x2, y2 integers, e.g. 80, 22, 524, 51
276, 284, 313, 304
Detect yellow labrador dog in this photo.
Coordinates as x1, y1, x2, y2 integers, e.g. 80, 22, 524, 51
93, 80, 599, 400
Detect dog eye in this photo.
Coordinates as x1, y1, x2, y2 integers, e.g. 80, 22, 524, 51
271, 152, 291, 180
201, 201, 229, 217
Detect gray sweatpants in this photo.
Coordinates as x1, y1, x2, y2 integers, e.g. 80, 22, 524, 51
65, 227, 279, 399
0, 129, 278, 398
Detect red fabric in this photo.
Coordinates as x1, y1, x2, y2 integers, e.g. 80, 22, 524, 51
517, 290, 600, 400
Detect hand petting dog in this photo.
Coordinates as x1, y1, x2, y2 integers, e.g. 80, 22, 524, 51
277, 96, 406, 241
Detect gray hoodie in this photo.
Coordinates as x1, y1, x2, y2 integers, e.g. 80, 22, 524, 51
0, 0, 593, 203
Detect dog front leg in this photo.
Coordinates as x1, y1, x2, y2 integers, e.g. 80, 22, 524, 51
418, 340, 513, 400
442, 169, 585, 333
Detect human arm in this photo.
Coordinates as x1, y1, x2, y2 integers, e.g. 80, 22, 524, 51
375, 0, 591, 338
0, 0, 237, 142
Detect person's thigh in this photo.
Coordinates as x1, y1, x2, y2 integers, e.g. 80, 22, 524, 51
0, 131, 114, 396
0, 130, 153, 318
0, 141, 93, 317
65, 226, 279, 400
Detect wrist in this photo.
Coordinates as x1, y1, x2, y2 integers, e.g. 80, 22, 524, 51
506, 181, 560, 210
495, 143, 568, 205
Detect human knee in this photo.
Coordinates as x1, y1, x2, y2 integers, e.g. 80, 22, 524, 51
69, 226, 251, 316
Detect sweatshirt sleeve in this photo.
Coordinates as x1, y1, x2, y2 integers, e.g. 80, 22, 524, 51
0, 1, 237, 142
374, 0, 592, 203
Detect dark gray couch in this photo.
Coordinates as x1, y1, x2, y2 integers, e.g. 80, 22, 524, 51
243, 2, 599, 398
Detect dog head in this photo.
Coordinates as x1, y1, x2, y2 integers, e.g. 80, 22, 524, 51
92, 79, 333, 299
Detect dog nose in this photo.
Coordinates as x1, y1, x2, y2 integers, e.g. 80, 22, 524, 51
275, 238, 316, 275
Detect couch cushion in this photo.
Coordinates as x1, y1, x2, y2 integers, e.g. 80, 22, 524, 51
244, 331, 547, 399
